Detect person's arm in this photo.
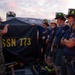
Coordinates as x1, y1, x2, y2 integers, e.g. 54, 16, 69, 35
37, 30, 39, 42
61, 30, 69, 45
64, 38, 75, 48
2, 24, 9, 34
61, 37, 65, 45
46, 39, 49, 44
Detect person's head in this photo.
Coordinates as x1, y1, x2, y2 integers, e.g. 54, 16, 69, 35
60, 16, 66, 26
68, 17, 74, 25
50, 19, 57, 28
66, 9, 75, 25
55, 12, 66, 26
42, 19, 49, 28
56, 18, 61, 26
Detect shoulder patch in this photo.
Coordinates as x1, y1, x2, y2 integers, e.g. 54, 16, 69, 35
70, 33, 74, 37
62, 30, 65, 33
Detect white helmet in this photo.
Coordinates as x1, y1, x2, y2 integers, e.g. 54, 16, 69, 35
50, 19, 57, 24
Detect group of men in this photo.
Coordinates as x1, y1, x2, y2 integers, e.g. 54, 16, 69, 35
0, 9, 75, 75
37, 9, 75, 75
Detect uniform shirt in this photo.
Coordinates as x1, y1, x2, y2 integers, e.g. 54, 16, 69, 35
64, 28, 75, 56
41, 28, 51, 44
63, 27, 72, 39
54, 25, 70, 46
48, 27, 57, 44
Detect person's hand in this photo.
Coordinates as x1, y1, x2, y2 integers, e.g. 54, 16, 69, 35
63, 38, 75, 48
5, 24, 9, 27
61, 39, 64, 44
46, 39, 49, 44
2, 24, 9, 34
64, 39, 67, 41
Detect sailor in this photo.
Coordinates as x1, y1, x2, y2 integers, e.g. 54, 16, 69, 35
52, 13, 70, 75
45, 19, 57, 65
61, 9, 75, 75
41, 19, 51, 61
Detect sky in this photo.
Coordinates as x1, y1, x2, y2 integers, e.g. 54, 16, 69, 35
0, 0, 75, 21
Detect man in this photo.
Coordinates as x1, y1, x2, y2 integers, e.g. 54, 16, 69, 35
41, 19, 51, 61
52, 13, 70, 75
0, 24, 9, 75
45, 19, 57, 65
61, 9, 75, 75
55, 12, 62, 28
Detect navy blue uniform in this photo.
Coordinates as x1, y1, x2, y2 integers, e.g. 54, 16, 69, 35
45, 27, 58, 57
54, 25, 70, 47
37, 26, 51, 60
41, 28, 51, 43
61, 28, 75, 75
63, 29, 75, 56
41, 28, 51, 59
53, 25, 70, 66
49, 27, 58, 44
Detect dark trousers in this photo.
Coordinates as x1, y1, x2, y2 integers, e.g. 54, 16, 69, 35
45, 44, 51, 58
61, 56, 75, 75
38, 42, 47, 61
55, 48, 63, 66
61, 57, 67, 75
37, 43, 42, 60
